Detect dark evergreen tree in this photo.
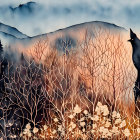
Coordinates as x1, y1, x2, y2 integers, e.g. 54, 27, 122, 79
128, 29, 140, 103
20, 52, 24, 60
0, 40, 3, 59
0, 40, 8, 98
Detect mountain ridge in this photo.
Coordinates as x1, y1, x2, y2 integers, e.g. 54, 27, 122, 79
0, 22, 28, 39
28, 20, 127, 39
0, 21, 127, 47
9, 1, 39, 16
16, 20, 128, 49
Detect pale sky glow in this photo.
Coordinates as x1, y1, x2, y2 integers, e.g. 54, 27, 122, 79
0, 0, 140, 36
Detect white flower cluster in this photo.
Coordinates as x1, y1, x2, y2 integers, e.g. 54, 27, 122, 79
95, 102, 109, 116
67, 104, 81, 134
68, 104, 82, 121
39, 124, 49, 139
20, 123, 39, 139
73, 104, 82, 114
18, 103, 139, 139
40, 118, 65, 139
22, 123, 32, 137
89, 102, 132, 138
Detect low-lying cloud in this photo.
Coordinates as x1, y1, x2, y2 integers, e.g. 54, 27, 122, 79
0, 0, 140, 36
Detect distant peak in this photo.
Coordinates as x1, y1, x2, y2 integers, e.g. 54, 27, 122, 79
52, 21, 126, 34
11, 1, 37, 9
0, 21, 28, 38
19, 1, 36, 7
9, 1, 39, 15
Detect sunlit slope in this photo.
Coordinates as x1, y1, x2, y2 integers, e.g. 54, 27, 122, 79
18, 21, 126, 47
3, 21, 136, 115
14, 21, 135, 115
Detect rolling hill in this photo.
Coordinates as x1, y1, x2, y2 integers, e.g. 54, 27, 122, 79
0, 21, 127, 48
18, 21, 127, 48
0, 22, 28, 45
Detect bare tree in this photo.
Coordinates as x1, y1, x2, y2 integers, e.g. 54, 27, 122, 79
0, 27, 139, 139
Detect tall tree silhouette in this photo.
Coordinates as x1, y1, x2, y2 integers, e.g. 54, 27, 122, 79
128, 29, 140, 103
0, 40, 3, 58
0, 40, 8, 99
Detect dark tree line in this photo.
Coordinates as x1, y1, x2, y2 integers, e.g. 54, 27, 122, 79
0, 40, 8, 99
0, 40, 53, 139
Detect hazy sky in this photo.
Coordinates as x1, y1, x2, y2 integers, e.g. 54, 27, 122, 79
0, 0, 140, 36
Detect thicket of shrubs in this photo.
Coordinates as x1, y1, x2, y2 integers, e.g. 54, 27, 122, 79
0, 28, 139, 139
